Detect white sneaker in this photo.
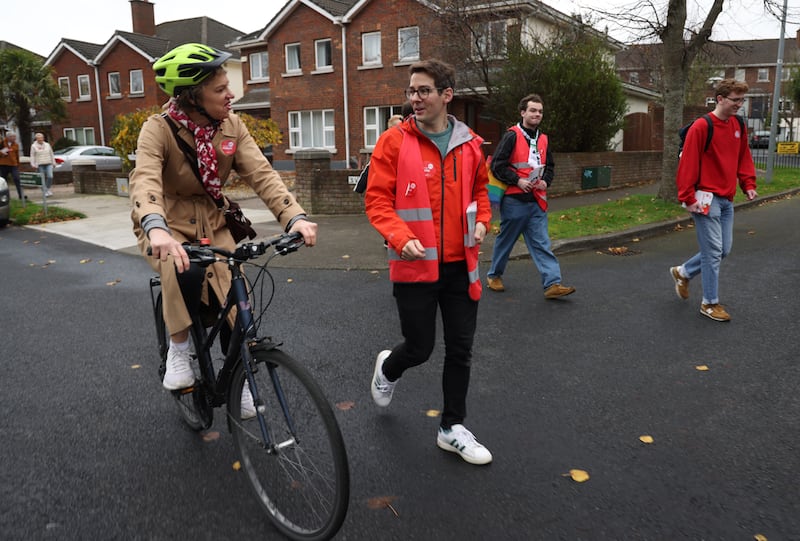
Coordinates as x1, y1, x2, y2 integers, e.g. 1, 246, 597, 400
437, 424, 493, 465
370, 350, 396, 407
162, 347, 195, 390
45, 190, 53, 197
240, 382, 256, 420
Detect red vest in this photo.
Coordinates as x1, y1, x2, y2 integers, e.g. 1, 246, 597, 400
389, 130, 483, 300
503, 125, 548, 211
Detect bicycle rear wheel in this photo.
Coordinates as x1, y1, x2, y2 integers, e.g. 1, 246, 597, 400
155, 292, 212, 431
229, 347, 349, 541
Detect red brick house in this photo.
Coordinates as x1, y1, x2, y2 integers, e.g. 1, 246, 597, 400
44, 0, 244, 147
229, 0, 622, 169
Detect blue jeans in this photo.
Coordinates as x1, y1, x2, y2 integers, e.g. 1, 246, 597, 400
38, 164, 53, 189
488, 196, 562, 289
681, 195, 734, 305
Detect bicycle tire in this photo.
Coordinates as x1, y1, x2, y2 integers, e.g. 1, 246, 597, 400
155, 292, 213, 431
229, 347, 349, 541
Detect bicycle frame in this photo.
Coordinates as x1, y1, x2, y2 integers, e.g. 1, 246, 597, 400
150, 251, 297, 451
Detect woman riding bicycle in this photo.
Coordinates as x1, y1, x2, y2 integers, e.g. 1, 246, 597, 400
130, 43, 317, 392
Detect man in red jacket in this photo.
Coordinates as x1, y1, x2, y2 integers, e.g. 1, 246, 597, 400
365, 59, 493, 465
670, 79, 757, 321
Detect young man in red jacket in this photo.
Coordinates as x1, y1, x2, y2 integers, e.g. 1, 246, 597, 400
670, 79, 757, 321
365, 59, 493, 465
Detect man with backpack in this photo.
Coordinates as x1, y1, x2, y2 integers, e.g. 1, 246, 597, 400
670, 79, 758, 322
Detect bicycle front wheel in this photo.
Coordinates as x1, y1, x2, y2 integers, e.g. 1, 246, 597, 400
229, 347, 349, 541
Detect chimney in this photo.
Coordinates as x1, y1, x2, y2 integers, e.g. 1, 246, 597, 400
130, 0, 156, 36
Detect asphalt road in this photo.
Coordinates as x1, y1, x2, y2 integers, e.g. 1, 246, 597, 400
1, 195, 798, 540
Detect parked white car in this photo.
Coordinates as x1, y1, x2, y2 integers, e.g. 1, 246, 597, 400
54, 146, 122, 172
0, 176, 10, 227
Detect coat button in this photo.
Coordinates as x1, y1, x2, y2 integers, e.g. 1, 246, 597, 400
190, 218, 196, 224
207, 272, 213, 278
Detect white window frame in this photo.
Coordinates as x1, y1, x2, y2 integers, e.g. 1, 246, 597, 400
130, 69, 144, 94
361, 32, 381, 67
108, 72, 121, 97
58, 77, 71, 100
397, 26, 419, 63
757, 68, 769, 82
314, 39, 333, 72
705, 97, 717, 108
63, 127, 96, 145
781, 67, 793, 81
473, 20, 507, 59
363, 105, 404, 147
249, 51, 269, 81
77, 74, 91, 100
629, 72, 639, 85
288, 109, 335, 150
285, 43, 302, 74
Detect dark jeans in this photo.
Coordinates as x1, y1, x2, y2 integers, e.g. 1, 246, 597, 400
176, 263, 231, 353
0, 165, 22, 199
383, 261, 478, 429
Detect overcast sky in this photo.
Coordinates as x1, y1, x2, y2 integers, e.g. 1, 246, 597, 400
3, 0, 794, 58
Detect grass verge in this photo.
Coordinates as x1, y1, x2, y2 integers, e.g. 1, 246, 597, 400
10, 199, 85, 226
547, 167, 800, 240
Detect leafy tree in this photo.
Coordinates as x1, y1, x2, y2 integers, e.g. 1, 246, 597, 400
109, 106, 161, 171
0, 49, 67, 150
109, 108, 283, 171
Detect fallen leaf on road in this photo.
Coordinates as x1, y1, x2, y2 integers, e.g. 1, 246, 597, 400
639, 435, 654, 444
695, 365, 709, 371
341, 254, 350, 259
564, 469, 590, 483
202, 431, 220, 443
80, 258, 92, 264
367, 496, 399, 516
130, 364, 141, 369
336, 401, 355, 411
754, 534, 768, 541
425, 409, 440, 417
287, 278, 293, 283
232, 461, 241, 471
747, 230, 756, 236
106, 279, 121, 286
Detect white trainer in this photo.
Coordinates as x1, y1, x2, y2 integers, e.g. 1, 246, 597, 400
240, 382, 256, 420
370, 350, 396, 407
163, 347, 195, 390
437, 424, 493, 465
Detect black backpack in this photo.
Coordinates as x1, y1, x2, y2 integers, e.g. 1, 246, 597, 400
678, 113, 745, 157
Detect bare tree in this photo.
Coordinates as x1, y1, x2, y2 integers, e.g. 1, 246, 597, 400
589, 0, 796, 201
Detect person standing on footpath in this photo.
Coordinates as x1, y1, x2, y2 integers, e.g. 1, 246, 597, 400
29, 133, 55, 197
670, 78, 757, 322
365, 59, 493, 465
0, 132, 24, 200
486, 94, 575, 298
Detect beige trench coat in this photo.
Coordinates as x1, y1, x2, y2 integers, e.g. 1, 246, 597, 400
130, 112, 305, 335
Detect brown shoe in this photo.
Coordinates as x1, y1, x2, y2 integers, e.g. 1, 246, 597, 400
486, 276, 505, 292
700, 303, 731, 322
544, 283, 575, 299
670, 266, 689, 300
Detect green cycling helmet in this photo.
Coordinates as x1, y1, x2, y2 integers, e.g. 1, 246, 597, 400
154, 43, 232, 97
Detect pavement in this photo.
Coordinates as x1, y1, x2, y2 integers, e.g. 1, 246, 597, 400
19, 180, 796, 269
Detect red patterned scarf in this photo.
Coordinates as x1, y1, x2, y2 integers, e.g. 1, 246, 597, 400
167, 99, 222, 199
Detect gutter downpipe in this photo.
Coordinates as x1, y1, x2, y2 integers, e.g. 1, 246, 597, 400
337, 19, 351, 167
92, 63, 106, 145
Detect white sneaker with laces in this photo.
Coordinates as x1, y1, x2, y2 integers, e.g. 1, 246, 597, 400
437, 424, 493, 465
370, 350, 396, 407
163, 346, 195, 390
240, 382, 256, 420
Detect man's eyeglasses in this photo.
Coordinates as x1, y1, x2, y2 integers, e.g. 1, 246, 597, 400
725, 96, 746, 104
404, 86, 444, 100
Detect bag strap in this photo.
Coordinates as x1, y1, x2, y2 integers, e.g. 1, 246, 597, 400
161, 112, 224, 209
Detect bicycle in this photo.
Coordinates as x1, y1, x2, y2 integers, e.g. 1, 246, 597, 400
148, 232, 349, 541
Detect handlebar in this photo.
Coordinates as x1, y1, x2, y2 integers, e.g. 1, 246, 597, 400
146, 232, 305, 267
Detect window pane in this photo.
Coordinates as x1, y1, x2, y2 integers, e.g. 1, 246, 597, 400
109, 73, 121, 95
363, 33, 381, 64
59, 78, 71, 99
286, 44, 301, 72
78, 75, 90, 98
130, 70, 144, 93
316, 40, 332, 68
398, 27, 419, 61
250, 52, 268, 79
